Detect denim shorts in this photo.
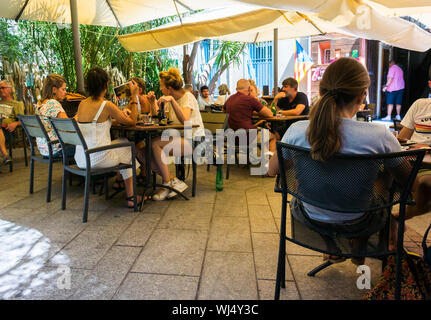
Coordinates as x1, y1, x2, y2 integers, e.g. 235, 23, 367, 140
386, 89, 404, 105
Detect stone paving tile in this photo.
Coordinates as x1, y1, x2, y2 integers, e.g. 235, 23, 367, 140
213, 201, 248, 217
214, 192, 248, 217
113, 273, 199, 300
258, 280, 300, 300
158, 202, 213, 231
71, 246, 142, 300
132, 229, 207, 276
141, 199, 171, 214
288, 255, 382, 300
184, 186, 217, 204
246, 189, 269, 206
48, 224, 127, 269
116, 213, 161, 247
91, 207, 140, 227
207, 216, 252, 252
11, 267, 93, 300
252, 233, 294, 281
249, 205, 278, 233
198, 251, 257, 300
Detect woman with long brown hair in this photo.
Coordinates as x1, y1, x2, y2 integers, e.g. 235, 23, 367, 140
35, 74, 75, 158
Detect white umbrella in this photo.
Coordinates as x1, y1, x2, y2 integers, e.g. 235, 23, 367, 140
117, 4, 431, 52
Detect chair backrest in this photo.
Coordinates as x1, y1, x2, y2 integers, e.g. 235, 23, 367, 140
49, 118, 87, 149
18, 115, 49, 140
276, 142, 425, 214
201, 112, 229, 135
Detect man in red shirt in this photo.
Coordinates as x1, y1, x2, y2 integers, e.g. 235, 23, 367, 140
224, 79, 275, 167
224, 79, 273, 130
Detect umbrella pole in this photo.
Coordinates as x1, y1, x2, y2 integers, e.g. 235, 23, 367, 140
273, 28, 278, 94
70, 0, 85, 94
376, 41, 383, 119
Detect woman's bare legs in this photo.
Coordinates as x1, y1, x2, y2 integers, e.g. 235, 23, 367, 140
151, 136, 192, 183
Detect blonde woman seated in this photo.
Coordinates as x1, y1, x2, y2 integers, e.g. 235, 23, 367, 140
214, 84, 230, 106
149, 68, 205, 201
75, 67, 142, 208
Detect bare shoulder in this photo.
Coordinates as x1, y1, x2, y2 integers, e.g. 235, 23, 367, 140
104, 100, 120, 112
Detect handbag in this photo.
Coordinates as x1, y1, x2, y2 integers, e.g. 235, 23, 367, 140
362, 250, 431, 300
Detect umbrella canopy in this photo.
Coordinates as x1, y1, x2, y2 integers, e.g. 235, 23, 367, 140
118, 7, 336, 52
117, 3, 431, 52
0, 0, 237, 27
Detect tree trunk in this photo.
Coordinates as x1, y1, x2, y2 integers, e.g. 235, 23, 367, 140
182, 42, 200, 86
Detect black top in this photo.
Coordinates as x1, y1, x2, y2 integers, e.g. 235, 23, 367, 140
277, 92, 309, 115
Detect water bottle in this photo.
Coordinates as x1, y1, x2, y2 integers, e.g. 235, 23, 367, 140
216, 165, 223, 191
270, 101, 277, 116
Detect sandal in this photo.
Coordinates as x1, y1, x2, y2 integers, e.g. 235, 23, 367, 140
113, 179, 125, 192
126, 195, 151, 208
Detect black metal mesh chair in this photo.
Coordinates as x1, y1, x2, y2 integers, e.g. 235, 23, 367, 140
19, 115, 70, 203
50, 118, 138, 223
274, 142, 426, 300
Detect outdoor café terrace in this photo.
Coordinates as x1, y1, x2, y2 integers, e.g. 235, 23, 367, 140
0, 147, 429, 300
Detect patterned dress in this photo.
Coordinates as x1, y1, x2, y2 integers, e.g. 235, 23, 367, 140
35, 99, 65, 156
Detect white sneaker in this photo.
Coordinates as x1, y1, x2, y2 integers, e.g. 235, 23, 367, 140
382, 115, 392, 121
153, 180, 172, 201
168, 177, 188, 198
395, 115, 401, 121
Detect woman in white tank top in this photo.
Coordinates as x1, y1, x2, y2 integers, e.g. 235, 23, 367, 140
75, 67, 142, 208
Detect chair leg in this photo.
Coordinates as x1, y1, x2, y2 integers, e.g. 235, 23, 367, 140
275, 192, 288, 300
104, 174, 109, 200
192, 160, 197, 197
83, 175, 91, 223
29, 159, 34, 194
8, 132, 13, 172
226, 164, 230, 180
62, 170, 68, 210
307, 261, 333, 277
22, 131, 28, 167
46, 159, 53, 202
152, 172, 157, 191
92, 179, 97, 195
207, 164, 210, 171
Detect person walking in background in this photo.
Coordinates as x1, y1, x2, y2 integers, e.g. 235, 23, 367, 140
382, 60, 405, 121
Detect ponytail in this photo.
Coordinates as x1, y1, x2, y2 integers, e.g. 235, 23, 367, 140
307, 92, 342, 161
306, 58, 370, 162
